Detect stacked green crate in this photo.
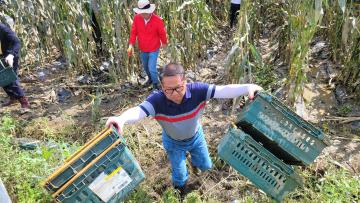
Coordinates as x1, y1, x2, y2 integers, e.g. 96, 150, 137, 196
43, 127, 145, 203
237, 92, 327, 165
218, 128, 303, 202
218, 92, 328, 202
44, 130, 120, 193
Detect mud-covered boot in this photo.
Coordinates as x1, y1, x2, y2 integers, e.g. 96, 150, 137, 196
19, 97, 30, 109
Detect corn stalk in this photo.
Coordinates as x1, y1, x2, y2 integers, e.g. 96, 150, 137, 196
157, 0, 217, 68
285, 0, 324, 103
323, 0, 360, 96
226, 0, 263, 84
2, 0, 218, 80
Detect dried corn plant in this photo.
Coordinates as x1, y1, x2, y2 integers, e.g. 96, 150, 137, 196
156, 0, 217, 68
226, 0, 262, 84
285, 0, 324, 102
322, 0, 359, 95
1, 0, 220, 80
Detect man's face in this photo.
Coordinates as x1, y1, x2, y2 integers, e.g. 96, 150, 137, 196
161, 75, 187, 104
140, 13, 152, 20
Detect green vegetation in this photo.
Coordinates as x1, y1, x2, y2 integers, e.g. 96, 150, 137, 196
288, 163, 360, 203
3, 0, 223, 76
337, 105, 353, 116
0, 115, 80, 202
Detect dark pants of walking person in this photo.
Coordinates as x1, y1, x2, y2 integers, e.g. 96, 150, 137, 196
230, 3, 241, 28
91, 9, 103, 55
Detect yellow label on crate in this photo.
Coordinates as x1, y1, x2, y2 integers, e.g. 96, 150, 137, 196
89, 166, 132, 202
105, 166, 123, 181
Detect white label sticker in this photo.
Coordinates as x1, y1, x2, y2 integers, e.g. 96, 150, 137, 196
89, 166, 132, 202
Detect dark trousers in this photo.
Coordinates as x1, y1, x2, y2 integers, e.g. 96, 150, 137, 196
2, 56, 25, 98
230, 3, 241, 28
91, 9, 103, 55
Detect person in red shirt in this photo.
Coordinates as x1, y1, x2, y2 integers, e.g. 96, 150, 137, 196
128, 0, 168, 90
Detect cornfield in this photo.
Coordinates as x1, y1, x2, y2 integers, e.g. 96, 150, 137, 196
1, 0, 359, 97
2, 0, 224, 80
227, 0, 359, 102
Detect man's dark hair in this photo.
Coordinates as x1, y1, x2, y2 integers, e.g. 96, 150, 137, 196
159, 62, 185, 82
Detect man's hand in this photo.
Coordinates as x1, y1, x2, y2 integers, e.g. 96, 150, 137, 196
127, 45, 134, 57
161, 44, 167, 49
5, 54, 14, 67
248, 84, 263, 100
106, 116, 124, 133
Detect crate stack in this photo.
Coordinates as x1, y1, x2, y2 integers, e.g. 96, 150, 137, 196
43, 127, 145, 203
218, 92, 328, 202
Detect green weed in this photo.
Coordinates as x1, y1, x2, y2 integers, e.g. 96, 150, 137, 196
126, 187, 155, 203
0, 115, 79, 203
337, 105, 352, 116
162, 188, 180, 203
288, 162, 359, 202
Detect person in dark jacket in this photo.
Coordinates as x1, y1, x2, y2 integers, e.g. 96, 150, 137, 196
0, 22, 29, 108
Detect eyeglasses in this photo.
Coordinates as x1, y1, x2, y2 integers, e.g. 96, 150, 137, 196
163, 83, 185, 95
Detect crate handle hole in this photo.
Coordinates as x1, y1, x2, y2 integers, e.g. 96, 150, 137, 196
248, 144, 260, 153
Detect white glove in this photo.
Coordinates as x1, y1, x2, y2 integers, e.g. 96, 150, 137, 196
5, 54, 14, 67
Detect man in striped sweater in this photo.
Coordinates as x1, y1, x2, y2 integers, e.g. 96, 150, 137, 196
106, 62, 263, 195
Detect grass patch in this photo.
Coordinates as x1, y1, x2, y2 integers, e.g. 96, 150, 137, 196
126, 187, 155, 203
287, 162, 359, 202
23, 116, 78, 140
0, 115, 79, 202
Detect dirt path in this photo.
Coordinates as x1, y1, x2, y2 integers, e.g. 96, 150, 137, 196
304, 38, 360, 173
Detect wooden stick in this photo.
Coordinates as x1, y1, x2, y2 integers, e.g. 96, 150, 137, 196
323, 116, 360, 123
66, 84, 118, 89
333, 137, 360, 142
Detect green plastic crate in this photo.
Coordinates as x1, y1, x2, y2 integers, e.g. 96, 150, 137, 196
55, 141, 145, 203
0, 61, 17, 87
44, 128, 120, 192
237, 92, 328, 165
218, 127, 302, 202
